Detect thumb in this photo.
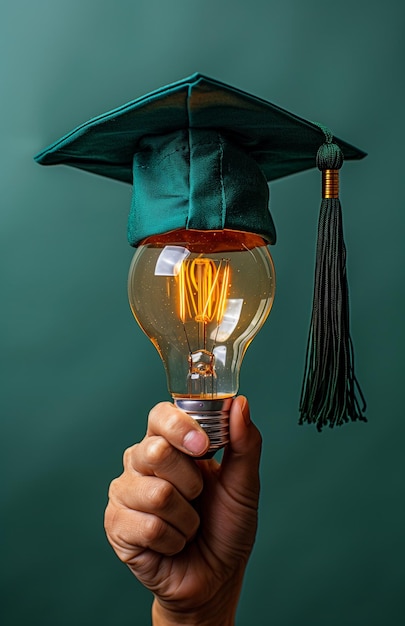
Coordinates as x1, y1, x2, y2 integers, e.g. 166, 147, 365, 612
219, 396, 262, 494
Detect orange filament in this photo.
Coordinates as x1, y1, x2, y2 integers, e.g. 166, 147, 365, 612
178, 258, 230, 324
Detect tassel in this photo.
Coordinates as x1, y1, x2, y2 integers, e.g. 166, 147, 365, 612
299, 128, 367, 431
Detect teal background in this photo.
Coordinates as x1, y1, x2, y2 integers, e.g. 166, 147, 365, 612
2, 1, 404, 625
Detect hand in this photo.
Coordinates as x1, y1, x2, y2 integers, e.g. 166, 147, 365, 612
104, 396, 262, 626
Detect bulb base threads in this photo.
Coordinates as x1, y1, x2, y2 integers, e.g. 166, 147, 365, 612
174, 397, 233, 459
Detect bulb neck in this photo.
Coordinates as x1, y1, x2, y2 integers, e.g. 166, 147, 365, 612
174, 397, 234, 459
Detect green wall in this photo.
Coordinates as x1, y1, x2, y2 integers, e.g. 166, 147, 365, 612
2, 1, 404, 624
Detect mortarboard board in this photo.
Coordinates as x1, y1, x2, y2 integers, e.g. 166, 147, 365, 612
35, 72, 367, 430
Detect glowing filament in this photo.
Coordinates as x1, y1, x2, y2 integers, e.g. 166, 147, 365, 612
178, 258, 230, 324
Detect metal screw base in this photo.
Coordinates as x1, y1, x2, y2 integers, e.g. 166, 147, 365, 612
174, 397, 234, 459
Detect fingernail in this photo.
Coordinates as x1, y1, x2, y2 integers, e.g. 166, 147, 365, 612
183, 430, 208, 455
240, 397, 251, 426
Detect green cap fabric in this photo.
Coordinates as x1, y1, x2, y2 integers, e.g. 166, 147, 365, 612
129, 128, 274, 245
34, 72, 366, 247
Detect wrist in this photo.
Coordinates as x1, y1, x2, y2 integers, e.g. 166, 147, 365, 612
151, 570, 244, 626
152, 599, 238, 626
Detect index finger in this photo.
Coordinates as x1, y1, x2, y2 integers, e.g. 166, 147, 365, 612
147, 402, 210, 457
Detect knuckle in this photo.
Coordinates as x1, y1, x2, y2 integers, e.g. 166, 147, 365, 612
164, 410, 184, 435
146, 480, 175, 511
122, 443, 138, 470
103, 502, 115, 535
148, 401, 165, 417
107, 476, 123, 501
104, 506, 137, 558
145, 436, 171, 466
122, 446, 132, 467
148, 402, 194, 446
148, 401, 172, 423
142, 514, 166, 544
104, 503, 121, 543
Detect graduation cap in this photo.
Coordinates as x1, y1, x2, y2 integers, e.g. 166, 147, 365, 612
35, 72, 367, 430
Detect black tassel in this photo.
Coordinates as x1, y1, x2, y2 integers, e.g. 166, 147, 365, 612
299, 132, 367, 431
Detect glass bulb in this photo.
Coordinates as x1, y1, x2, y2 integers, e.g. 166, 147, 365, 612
128, 229, 276, 457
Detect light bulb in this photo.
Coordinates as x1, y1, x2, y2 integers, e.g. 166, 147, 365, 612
128, 229, 276, 457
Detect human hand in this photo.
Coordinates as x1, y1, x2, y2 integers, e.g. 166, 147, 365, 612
104, 396, 262, 626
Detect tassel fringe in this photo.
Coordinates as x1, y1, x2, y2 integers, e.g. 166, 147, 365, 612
299, 136, 367, 431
